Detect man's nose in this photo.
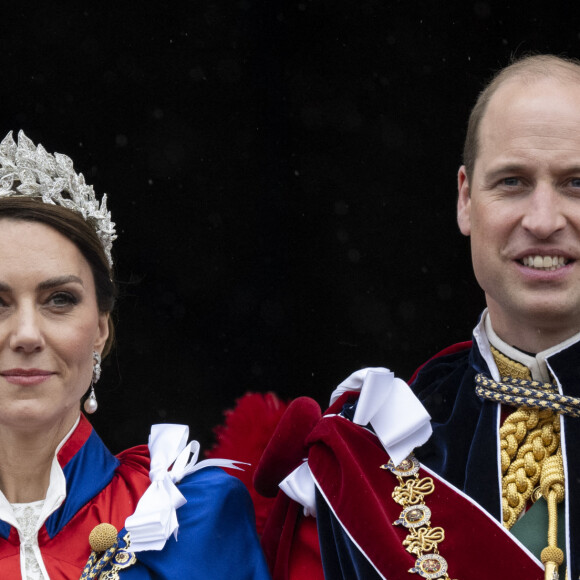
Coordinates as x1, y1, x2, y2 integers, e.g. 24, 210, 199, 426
520, 184, 567, 239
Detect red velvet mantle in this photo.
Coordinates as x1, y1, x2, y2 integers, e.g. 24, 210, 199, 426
257, 394, 545, 579
308, 410, 544, 579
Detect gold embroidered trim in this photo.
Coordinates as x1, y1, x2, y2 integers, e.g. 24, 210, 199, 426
490, 345, 532, 381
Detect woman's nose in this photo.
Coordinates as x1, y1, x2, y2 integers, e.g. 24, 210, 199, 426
8, 306, 45, 353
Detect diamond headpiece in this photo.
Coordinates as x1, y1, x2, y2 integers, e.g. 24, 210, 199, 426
0, 130, 116, 266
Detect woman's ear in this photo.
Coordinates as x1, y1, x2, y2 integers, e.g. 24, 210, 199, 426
94, 312, 110, 353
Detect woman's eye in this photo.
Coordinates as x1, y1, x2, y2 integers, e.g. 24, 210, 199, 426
569, 178, 580, 188
48, 292, 78, 308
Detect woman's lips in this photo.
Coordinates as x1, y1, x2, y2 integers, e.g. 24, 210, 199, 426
0, 369, 54, 386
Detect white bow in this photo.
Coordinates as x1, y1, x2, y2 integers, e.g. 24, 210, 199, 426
338, 367, 432, 465
279, 368, 432, 516
125, 424, 245, 552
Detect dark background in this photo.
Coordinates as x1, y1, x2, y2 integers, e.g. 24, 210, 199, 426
2, 1, 579, 453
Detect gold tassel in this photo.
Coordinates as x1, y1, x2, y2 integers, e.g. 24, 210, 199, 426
539, 451, 565, 580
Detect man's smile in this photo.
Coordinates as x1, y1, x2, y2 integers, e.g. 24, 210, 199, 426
520, 255, 570, 270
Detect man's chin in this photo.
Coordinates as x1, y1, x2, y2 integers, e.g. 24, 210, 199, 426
486, 295, 580, 344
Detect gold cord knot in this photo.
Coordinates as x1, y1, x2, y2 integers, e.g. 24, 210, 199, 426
392, 477, 435, 506
89, 523, 118, 553
540, 546, 564, 566
403, 526, 445, 556
540, 454, 565, 504
498, 407, 560, 528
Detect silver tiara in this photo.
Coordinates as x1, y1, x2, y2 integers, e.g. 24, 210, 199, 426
0, 130, 116, 267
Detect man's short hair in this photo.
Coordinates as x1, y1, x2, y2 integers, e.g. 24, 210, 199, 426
462, 54, 580, 183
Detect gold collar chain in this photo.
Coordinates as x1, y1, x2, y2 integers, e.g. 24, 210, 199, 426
382, 454, 457, 580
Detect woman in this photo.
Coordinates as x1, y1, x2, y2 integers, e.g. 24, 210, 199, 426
0, 131, 270, 579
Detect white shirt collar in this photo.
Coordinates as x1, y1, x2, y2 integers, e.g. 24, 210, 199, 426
481, 311, 580, 382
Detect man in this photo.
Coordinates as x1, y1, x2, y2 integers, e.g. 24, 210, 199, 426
256, 54, 580, 580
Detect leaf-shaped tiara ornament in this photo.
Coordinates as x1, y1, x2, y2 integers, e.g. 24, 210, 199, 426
0, 130, 116, 267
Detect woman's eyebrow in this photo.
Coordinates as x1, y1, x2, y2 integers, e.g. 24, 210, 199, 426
0, 275, 84, 293
36, 275, 84, 291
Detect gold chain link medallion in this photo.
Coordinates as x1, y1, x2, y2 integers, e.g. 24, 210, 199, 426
98, 533, 137, 580
382, 454, 457, 580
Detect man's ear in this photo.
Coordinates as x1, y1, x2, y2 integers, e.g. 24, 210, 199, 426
457, 165, 471, 236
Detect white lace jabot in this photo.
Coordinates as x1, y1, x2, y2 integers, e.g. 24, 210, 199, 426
0, 417, 78, 580
11, 500, 45, 580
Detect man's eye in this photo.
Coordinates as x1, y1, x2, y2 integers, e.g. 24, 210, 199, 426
502, 177, 520, 186
570, 178, 580, 187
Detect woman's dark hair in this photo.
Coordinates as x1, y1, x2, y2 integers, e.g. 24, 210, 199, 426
0, 197, 117, 356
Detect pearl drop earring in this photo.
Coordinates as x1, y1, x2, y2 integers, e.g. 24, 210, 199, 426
84, 351, 101, 414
